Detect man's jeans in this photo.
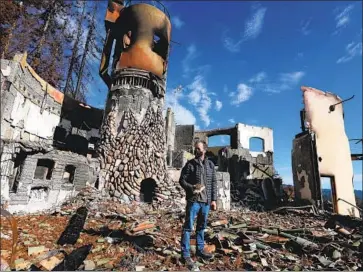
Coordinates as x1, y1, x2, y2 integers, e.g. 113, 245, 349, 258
181, 201, 210, 258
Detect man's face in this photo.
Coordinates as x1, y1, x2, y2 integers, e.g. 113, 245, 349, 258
194, 142, 205, 158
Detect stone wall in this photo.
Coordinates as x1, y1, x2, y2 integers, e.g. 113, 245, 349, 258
7, 149, 97, 213
165, 108, 175, 166
97, 82, 181, 202
171, 150, 195, 169
236, 123, 274, 156
1, 57, 63, 144
174, 125, 195, 153
218, 147, 274, 182
0, 55, 100, 214
216, 171, 231, 211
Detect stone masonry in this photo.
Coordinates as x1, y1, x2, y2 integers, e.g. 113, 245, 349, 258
7, 149, 97, 213
98, 80, 180, 202
1, 54, 100, 214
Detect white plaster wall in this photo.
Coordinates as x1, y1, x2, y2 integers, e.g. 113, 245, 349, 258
0, 145, 15, 202
302, 86, 359, 217
1, 176, 10, 202
7, 189, 78, 214
237, 123, 274, 154
10, 91, 60, 140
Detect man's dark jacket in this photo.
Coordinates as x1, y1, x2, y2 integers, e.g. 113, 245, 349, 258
179, 157, 217, 204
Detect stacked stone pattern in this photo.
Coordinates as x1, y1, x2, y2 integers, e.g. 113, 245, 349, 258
98, 96, 181, 202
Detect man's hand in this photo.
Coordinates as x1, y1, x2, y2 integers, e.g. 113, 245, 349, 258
211, 201, 217, 211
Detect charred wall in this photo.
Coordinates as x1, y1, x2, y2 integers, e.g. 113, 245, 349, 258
174, 125, 195, 153
53, 95, 104, 157
7, 149, 97, 213
0, 54, 100, 213
291, 132, 322, 206
97, 2, 181, 202
1, 56, 62, 143
292, 86, 359, 217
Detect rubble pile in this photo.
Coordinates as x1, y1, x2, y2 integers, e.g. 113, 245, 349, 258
230, 181, 291, 212
1, 188, 362, 271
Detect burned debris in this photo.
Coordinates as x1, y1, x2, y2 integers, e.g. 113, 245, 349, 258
1, 191, 362, 271
57, 207, 89, 246
1, 1, 362, 271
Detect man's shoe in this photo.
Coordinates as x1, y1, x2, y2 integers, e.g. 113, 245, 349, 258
196, 251, 213, 260
181, 256, 195, 269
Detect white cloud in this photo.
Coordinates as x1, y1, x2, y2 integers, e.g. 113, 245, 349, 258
187, 76, 212, 127
164, 87, 197, 126
337, 41, 362, 63
172, 16, 185, 29
182, 44, 197, 77
228, 118, 235, 123
244, 7, 267, 40
248, 71, 305, 94
223, 5, 267, 52
215, 100, 223, 111
333, 4, 355, 34
336, 4, 354, 28
300, 19, 312, 36
279, 71, 305, 85
249, 72, 267, 83
230, 83, 253, 105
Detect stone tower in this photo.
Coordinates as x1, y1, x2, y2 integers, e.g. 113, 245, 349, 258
97, 0, 180, 202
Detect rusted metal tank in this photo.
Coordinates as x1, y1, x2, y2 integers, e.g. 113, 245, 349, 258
100, 0, 171, 88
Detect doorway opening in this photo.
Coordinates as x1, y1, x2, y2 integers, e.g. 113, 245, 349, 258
321, 176, 337, 213
140, 178, 157, 203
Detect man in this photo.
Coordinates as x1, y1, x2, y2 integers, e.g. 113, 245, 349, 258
179, 140, 218, 268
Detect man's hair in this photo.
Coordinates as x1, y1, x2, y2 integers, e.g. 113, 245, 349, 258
194, 139, 208, 150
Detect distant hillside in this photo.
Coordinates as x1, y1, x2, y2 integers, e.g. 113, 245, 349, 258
322, 189, 362, 201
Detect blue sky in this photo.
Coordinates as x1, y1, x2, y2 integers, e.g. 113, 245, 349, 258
87, 1, 362, 190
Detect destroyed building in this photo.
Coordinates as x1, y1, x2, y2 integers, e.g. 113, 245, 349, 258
292, 86, 360, 218
0, 53, 102, 214
1, 1, 360, 220
167, 122, 284, 211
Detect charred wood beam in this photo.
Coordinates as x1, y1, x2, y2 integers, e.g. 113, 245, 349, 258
57, 207, 88, 245
52, 245, 92, 271
351, 154, 363, 161
329, 95, 354, 112
252, 163, 274, 179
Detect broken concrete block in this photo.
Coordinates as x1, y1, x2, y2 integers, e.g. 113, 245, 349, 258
136, 265, 145, 271
104, 262, 114, 269
14, 258, 31, 270
83, 260, 95, 271
91, 245, 103, 253
28, 246, 47, 256
96, 258, 110, 266
39, 256, 62, 270
211, 219, 228, 227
